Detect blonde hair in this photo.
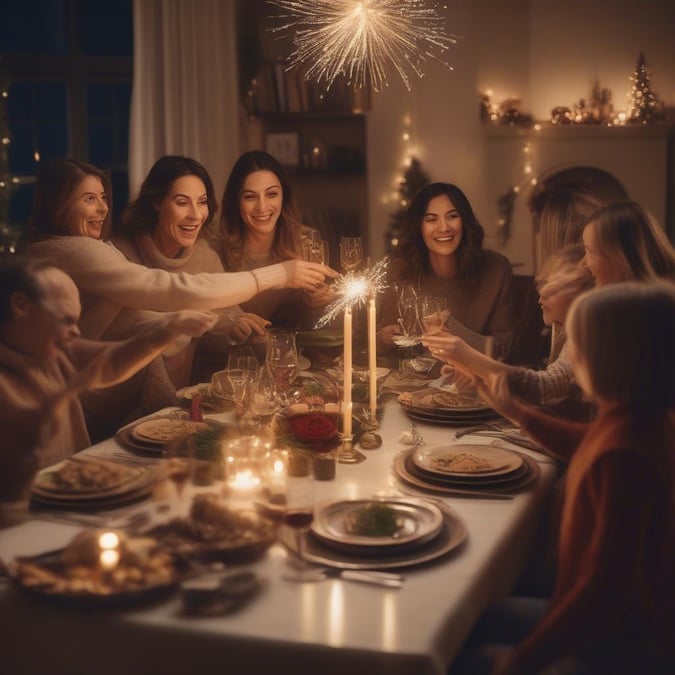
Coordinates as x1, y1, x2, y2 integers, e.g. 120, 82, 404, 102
585, 201, 675, 283
536, 244, 594, 301
536, 190, 603, 267
566, 281, 675, 406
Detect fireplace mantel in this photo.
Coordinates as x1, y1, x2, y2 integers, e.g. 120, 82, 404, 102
483, 123, 674, 274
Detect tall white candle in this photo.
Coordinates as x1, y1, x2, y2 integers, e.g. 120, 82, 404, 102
368, 296, 377, 417
343, 305, 353, 437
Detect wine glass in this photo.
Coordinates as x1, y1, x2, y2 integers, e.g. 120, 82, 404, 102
248, 367, 281, 429
225, 368, 252, 412
393, 285, 423, 347
281, 476, 318, 582
302, 237, 329, 265
339, 236, 363, 273
227, 346, 258, 373
420, 296, 450, 335
265, 329, 299, 398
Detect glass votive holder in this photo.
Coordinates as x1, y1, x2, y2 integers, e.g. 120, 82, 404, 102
263, 449, 288, 505
222, 435, 268, 506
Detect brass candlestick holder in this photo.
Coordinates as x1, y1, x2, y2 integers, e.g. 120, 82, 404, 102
337, 435, 366, 464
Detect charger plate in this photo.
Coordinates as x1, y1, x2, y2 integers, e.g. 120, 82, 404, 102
284, 503, 466, 570
394, 449, 539, 496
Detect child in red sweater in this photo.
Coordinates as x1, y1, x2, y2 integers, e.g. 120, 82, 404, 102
451, 281, 675, 675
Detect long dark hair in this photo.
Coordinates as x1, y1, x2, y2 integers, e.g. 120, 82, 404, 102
395, 182, 484, 285
217, 150, 303, 270
29, 158, 113, 238
119, 155, 218, 237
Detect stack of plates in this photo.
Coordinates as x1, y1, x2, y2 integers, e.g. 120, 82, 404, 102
394, 443, 540, 496
291, 497, 467, 570
31, 458, 154, 510
116, 417, 213, 455
398, 388, 501, 425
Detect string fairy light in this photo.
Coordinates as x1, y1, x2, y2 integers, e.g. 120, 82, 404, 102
315, 258, 389, 328
267, 0, 458, 91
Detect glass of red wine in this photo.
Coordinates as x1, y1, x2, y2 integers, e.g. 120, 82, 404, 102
281, 477, 318, 581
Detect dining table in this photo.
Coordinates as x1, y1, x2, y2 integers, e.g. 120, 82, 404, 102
0, 395, 558, 675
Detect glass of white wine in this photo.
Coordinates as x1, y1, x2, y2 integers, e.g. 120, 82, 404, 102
420, 296, 450, 335
339, 236, 363, 273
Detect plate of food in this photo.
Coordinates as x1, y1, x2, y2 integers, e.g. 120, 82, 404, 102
412, 444, 524, 478
404, 388, 492, 413
32, 458, 149, 499
9, 529, 185, 608
146, 494, 278, 564
282, 503, 467, 570
311, 498, 444, 554
131, 418, 212, 445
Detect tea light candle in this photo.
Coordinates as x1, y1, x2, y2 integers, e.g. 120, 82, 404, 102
98, 531, 120, 571
368, 295, 377, 418
343, 305, 353, 438
266, 450, 287, 502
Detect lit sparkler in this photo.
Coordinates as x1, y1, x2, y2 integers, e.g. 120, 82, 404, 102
268, 0, 457, 91
316, 257, 389, 328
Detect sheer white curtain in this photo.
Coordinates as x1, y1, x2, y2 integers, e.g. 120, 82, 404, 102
129, 0, 241, 197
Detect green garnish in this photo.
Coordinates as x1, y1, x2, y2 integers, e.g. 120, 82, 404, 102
346, 503, 401, 537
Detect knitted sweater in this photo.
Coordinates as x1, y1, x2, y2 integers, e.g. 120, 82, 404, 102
25, 235, 287, 438
510, 404, 675, 673
380, 249, 515, 358
0, 340, 93, 468
25, 235, 287, 340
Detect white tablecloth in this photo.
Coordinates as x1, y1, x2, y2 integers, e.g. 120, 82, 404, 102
0, 403, 557, 675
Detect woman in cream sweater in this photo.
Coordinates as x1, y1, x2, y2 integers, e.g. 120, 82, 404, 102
25, 158, 335, 439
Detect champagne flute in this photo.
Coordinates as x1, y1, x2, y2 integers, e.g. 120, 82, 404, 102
339, 236, 363, 273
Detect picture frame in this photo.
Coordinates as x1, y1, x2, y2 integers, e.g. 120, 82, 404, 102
265, 132, 300, 168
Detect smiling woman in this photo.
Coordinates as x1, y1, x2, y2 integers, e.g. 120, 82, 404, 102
214, 149, 333, 330
110, 155, 271, 414
378, 182, 516, 360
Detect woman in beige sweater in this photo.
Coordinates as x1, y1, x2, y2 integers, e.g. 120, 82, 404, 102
25, 158, 335, 439
378, 182, 515, 360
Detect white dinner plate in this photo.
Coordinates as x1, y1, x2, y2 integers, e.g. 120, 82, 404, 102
311, 498, 444, 554
412, 444, 524, 478
283, 503, 467, 570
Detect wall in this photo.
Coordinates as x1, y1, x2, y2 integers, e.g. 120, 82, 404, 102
366, 0, 675, 268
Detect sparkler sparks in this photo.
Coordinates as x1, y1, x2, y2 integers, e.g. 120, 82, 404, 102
268, 0, 457, 91
316, 257, 390, 328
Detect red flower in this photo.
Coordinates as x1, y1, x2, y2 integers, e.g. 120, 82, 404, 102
289, 414, 338, 442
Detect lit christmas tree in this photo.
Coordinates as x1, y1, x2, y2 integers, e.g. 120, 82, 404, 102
385, 156, 430, 254
626, 52, 664, 125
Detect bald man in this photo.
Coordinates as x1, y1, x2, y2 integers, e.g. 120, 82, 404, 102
0, 256, 216, 520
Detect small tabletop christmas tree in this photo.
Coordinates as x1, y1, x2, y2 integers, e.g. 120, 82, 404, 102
627, 52, 664, 124
385, 157, 430, 254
